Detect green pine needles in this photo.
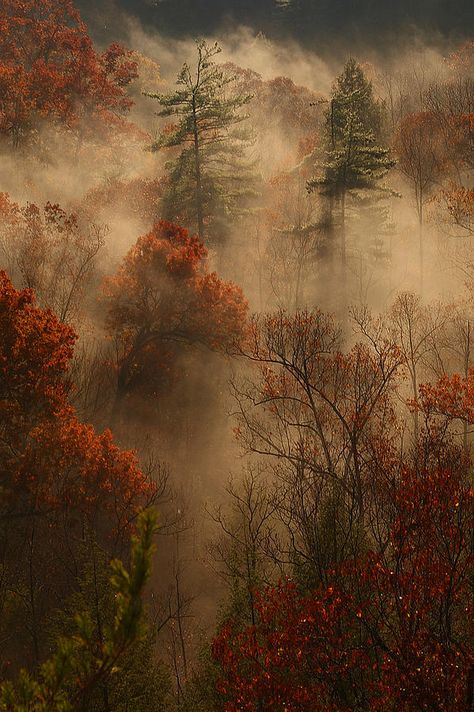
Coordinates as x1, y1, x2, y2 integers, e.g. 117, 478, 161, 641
0, 510, 158, 712
146, 40, 258, 246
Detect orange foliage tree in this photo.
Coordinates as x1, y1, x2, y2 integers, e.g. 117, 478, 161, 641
0, 0, 137, 149
104, 221, 248, 414
0, 271, 156, 669
418, 364, 474, 446
0, 269, 155, 541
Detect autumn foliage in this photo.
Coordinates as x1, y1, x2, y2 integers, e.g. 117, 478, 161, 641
212, 306, 474, 711
0, 271, 156, 668
212, 463, 473, 711
104, 220, 248, 406
0, 5, 473, 705
0, 269, 155, 526
0, 269, 75, 420
0, 0, 137, 146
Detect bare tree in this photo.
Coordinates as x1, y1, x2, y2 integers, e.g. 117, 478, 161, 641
394, 112, 446, 292
208, 466, 283, 625
232, 309, 402, 584
0, 198, 106, 324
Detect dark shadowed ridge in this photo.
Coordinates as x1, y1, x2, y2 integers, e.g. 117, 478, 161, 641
77, 0, 473, 55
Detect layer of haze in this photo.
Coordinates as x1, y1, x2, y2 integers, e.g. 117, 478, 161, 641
1, 0, 472, 678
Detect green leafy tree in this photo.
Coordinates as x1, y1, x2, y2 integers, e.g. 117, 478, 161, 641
308, 59, 395, 291
0, 510, 159, 712
147, 41, 256, 245
48, 536, 171, 712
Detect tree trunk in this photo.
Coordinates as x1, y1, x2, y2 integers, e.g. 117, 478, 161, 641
191, 96, 204, 241
419, 201, 424, 295
340, 190, 348, 317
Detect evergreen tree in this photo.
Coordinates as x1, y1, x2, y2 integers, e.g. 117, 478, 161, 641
308, 59, 395, 293
146, 41, 257, 246
49, 537, 171, 711
0, 511, 162, 711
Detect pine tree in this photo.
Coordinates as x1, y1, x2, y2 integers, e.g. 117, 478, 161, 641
49, 536, 171, 711
308, 59, 395, 293
146, 41, 257, 246
0, 511, 163, 711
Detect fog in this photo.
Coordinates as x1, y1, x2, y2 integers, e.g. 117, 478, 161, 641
0, 1, 472, 703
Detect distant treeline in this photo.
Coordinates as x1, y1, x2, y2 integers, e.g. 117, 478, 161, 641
78, 0, 473, 52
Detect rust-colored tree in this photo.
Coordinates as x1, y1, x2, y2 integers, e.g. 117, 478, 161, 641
104, 220, 248, 416
212, 456, 473, 711
0, 0, 137, 150
0, 271, 156, 672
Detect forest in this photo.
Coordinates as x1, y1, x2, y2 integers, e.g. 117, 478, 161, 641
0, 0, 473, 709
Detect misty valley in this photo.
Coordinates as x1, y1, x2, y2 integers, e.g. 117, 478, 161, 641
0, 1, 473, 710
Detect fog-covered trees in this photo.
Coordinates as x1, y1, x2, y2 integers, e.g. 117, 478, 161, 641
104, 220, 248, 415
1, 0, 473, 707
308, 59, 395, 291
0, 194, 105, 323
0, 271, 157, 674
147, 41, 257, 245
394, 112, 446, 288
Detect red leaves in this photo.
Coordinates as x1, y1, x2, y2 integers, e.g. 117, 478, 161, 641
0, 0, 137, 144
361, 465, 473, 710
419, 367, 474, 423
213, 581, 363, 711
213, 464, 473, 711
0, 271, 155, 536
104, 220, 248, 403
0, 270, 75, 420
